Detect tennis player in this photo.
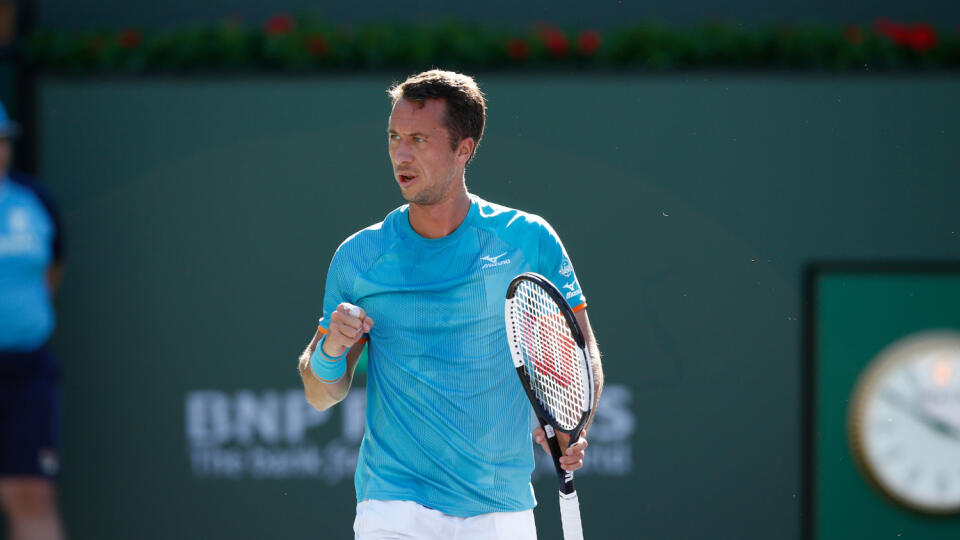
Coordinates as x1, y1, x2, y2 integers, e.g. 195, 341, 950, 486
0, 100, 66, 540
298, 70, 604, 539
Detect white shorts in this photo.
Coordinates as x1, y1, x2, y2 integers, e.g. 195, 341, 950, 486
354, 499, 537, 540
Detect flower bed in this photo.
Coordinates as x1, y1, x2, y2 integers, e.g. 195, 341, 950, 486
27, 15, 960, 73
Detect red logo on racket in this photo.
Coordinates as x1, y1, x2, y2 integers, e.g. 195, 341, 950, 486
520, 312, 575, 387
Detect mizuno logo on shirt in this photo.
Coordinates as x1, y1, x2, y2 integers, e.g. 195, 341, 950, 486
562, 281, 576, 291
480, 252, 511, 269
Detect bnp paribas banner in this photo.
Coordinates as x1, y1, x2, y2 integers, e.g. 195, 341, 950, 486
184, 354, 635, 482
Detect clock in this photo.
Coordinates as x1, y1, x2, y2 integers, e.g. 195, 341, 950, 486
848, 330, 960, 515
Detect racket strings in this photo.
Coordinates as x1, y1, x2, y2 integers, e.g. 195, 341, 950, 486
511, 280, 586, 431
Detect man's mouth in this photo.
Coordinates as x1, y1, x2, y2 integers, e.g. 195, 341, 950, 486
397, 174, 417, 187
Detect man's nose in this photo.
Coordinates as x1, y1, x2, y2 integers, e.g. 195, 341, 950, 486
393, 140, 413, 164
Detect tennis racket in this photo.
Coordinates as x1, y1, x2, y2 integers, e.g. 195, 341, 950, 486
504, 272, 594, 540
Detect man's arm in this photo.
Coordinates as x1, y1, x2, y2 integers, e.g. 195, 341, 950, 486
575, 308, 604, 432
46, 261, 65, 297
297, 303, 374, 411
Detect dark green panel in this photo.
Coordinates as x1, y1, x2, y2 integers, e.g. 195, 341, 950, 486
36, 75, 960, 540
813, 270, 960, 539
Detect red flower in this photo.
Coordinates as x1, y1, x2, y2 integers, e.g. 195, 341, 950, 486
906, 23, 937, 52
538, 26, 569, 57
306, 35, 329, 57
265, 14, 294, 36
577, 30, 602, 55
875, 19, 938, 52
875, 18, 909, 44
843, 25, 864, 45
506, 38, 529, 60
118, 28, 141, 49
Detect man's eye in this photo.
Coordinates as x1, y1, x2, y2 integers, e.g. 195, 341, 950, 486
389, 134, 399, 140
414, 137, 425, 143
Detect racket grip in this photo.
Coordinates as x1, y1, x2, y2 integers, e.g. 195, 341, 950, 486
558, 491, 584, 540
347, 305, 362, 318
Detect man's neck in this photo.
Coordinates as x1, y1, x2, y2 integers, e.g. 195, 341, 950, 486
408, 187, 472, 239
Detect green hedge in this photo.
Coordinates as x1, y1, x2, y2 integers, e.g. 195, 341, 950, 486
27, 15, 960, 73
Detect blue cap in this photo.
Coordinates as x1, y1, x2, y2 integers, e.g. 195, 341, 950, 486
0, 99, 20, 138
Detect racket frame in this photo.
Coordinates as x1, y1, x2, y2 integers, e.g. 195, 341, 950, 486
505, 272, 594, 496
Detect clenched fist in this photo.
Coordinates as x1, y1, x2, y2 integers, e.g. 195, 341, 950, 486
322, 303, 374, 357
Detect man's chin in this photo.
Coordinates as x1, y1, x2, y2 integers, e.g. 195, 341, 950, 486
399, 187, 417, 204
401, 188, 439, 206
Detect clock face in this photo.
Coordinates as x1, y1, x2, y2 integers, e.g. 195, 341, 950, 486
849, 330, 960, 515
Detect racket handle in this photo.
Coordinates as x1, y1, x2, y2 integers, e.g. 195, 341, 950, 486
347, 305, 362, 318
558, 491, 584, 540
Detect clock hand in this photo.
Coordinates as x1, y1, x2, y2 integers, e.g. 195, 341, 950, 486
918, 401, 960, 434
880, 389, 960, 441
900, 367, 960, 434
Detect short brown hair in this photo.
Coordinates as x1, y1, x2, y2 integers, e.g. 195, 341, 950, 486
387, 70, 486, 161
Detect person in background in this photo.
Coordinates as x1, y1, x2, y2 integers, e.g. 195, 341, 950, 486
0, 99, 66, 540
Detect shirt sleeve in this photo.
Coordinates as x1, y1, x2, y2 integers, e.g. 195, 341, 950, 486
317, 247, 351, 334
316, 244, 368, 343
536, 218, 586, 312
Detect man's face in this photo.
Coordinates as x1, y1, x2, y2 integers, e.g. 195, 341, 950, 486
388, 98, 468, 206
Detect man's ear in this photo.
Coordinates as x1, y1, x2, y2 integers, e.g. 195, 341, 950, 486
457, 137, 475, 165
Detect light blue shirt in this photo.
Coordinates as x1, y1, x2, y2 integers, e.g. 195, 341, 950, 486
318, 194, 586, 517
0, 178, 55, 351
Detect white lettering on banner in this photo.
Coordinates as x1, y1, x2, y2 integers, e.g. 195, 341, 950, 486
184, 385, 635, 482
234, 391, 280, 444
189, 447, 244, 478
186, 390, 330, 448
246, 446, 321, 478
185, 391, 232, 447
186, 390, 338, 480
583, 385, 635, 442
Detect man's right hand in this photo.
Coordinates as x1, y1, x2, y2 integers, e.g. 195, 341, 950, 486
322, 303, 374, 357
